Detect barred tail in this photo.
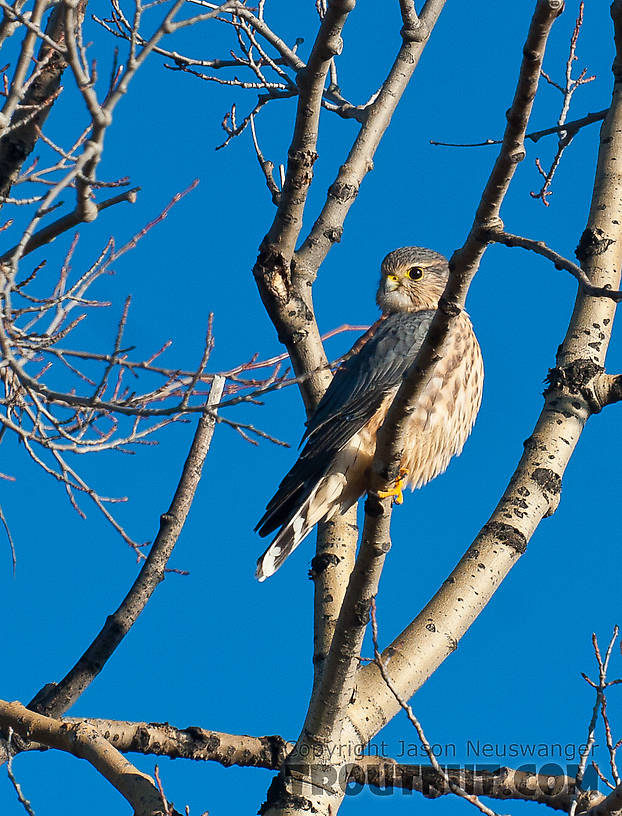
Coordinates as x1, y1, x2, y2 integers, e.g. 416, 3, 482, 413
255, 492, 318, 581
255, 468, 352, 581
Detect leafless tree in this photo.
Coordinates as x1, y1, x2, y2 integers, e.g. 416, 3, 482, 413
0, 2, 621, 815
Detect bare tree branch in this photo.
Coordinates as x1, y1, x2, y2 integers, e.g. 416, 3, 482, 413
309, 508, 358, 690
570, 629, 621, 816
348, 0, 621, 751
5, 730, 36, 816
430, 108, 608, 148
0, 185, 139, 261
253, 0, 356, 415
532, 2, 596, 204
484, 228, 622, 301
25, 376, 226, 720
9, 714, 609, 813
0, 700, 179, 816
294, 0, 440, 272
369, 600, 500, 816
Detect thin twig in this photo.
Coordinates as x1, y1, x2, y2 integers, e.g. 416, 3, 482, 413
370, 600, 502, 816
5, 729, 36, 816
486, 229, 622, 301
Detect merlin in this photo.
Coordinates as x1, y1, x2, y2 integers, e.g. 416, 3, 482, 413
255, 246, 483, 580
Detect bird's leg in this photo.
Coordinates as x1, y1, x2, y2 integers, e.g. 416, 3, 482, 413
378, 467, 409, 505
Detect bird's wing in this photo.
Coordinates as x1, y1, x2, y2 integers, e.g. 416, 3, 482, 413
255, 310, 435, 537
301, 309, 435, 455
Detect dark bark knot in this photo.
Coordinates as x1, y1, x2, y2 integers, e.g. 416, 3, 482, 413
546, 360, 605, 414
575, 227, 615, 263
135, 726, 152, 751
255, 244, 291, 304
437, 294, 462, 318
259, 773, 315, 815
480, 521, 527, 555
323, 225, 343, 243
353, 597, 372, 626
260, 734, 290, 769
286, 148, 319, 190
309, 552, 341, 579
328, 180, 359, 203
185, 727, 221, 755
531, 467, 561, 499
530, 470, 562, 518
159, 511, 176, 529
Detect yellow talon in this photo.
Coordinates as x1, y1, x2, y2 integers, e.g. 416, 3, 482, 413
378, 468, 409, 505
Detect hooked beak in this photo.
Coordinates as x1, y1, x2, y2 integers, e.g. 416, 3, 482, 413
383, 274, 400, 293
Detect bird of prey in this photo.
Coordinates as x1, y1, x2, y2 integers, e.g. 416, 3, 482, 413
255, 246, 483, 581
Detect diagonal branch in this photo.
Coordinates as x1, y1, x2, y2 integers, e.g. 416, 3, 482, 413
296, 0, 444, 279
485, 228, 622, 301
349, 0, 622, 748
317, 0, 563, 753
262, 0, 354, 259
0, 700, 179, 816
430, 108, 608, 148
583, 783, 622, 816
24, 376, 225, 720
253, 0, 356, 414
0, 186, 139, 262
370, 600, 499, 816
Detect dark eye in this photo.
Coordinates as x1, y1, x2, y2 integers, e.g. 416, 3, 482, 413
407, 267, 424, 281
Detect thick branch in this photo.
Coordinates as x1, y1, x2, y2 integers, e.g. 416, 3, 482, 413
583, 783, 622, 816
348, 0, 622, 746
297, 497, 392, 742
296, 0, 445, 275
253, 0, 355, 413
0, 701, 177, 816
14, 716, 607, 813
15, 717, 606, 812
310, 509, 358, 689
263, 0, 354, 258
358, 760, 602, 812
65, 718, 293, 769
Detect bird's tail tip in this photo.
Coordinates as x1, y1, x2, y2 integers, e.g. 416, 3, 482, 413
255, 532, 293, 581
254, 559, 270, 582
254, 516, 311, 581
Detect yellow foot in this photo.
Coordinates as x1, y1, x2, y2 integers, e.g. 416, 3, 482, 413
378, 468, 409, 505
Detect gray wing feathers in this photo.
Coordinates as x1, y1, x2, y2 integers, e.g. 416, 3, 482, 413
255, 310, 434, 541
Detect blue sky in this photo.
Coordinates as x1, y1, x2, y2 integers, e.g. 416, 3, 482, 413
2, 2, 621, 815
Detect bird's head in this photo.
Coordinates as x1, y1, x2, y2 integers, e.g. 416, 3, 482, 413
376, 246, 449, 313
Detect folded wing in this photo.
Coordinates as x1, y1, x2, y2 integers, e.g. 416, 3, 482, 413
255, 311, 435, 573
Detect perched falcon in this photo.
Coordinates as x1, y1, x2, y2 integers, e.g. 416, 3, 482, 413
255, 246, 483, 581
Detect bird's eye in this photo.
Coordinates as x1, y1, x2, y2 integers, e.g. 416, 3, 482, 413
407, 267, 424, 281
